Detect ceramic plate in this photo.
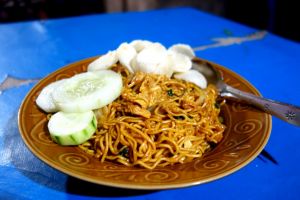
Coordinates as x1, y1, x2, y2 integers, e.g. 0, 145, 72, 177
18, 57, 272, 190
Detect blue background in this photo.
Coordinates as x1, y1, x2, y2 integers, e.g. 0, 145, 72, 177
0, 8, 300, 200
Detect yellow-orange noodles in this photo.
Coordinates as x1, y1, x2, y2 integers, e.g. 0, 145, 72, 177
79, 65, 225, 169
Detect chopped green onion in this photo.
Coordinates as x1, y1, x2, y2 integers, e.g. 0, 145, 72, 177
119, 147, 129, 158
214, 102, 221, 109
174, 115, 185, 120
167, 89, 174, 96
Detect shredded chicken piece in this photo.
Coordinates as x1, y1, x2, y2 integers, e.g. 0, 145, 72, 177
124, 103, 151, 118
119, 72, 170, 118
121, 87, 148, 108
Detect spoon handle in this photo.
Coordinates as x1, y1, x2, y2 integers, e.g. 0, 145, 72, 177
221, 85, 300, 126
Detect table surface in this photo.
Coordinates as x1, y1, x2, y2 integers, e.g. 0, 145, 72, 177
1, 7, 300, 200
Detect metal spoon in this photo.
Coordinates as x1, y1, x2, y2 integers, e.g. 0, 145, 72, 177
192, 59, 300, 126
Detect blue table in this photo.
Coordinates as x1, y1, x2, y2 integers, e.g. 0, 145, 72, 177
1, 7, 300, 200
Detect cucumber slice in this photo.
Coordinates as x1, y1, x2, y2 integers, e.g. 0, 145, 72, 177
52, 70, 122, 113
48, 111, 97, 145
36, 79, 66, 113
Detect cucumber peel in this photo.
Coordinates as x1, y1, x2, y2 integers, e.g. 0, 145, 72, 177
48, 111, 97, 146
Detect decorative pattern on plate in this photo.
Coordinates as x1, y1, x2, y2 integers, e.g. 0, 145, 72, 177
58, 153, 90, 167
231, 102, 251, 112
194, 159, 230, 171
144, 170, 179, 182
233, 119, 262, 135
18, 57, 272, 189
29, 117, 57, 146
224, 77, 241, 88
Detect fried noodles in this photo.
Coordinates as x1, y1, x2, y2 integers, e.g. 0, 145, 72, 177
79, 65, 225, 169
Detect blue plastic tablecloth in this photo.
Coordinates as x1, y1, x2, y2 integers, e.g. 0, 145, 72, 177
1, 7, 300, 200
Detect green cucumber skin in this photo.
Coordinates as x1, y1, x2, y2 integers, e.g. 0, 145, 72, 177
50, 115, 97, 146
53, 136, 62, 145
